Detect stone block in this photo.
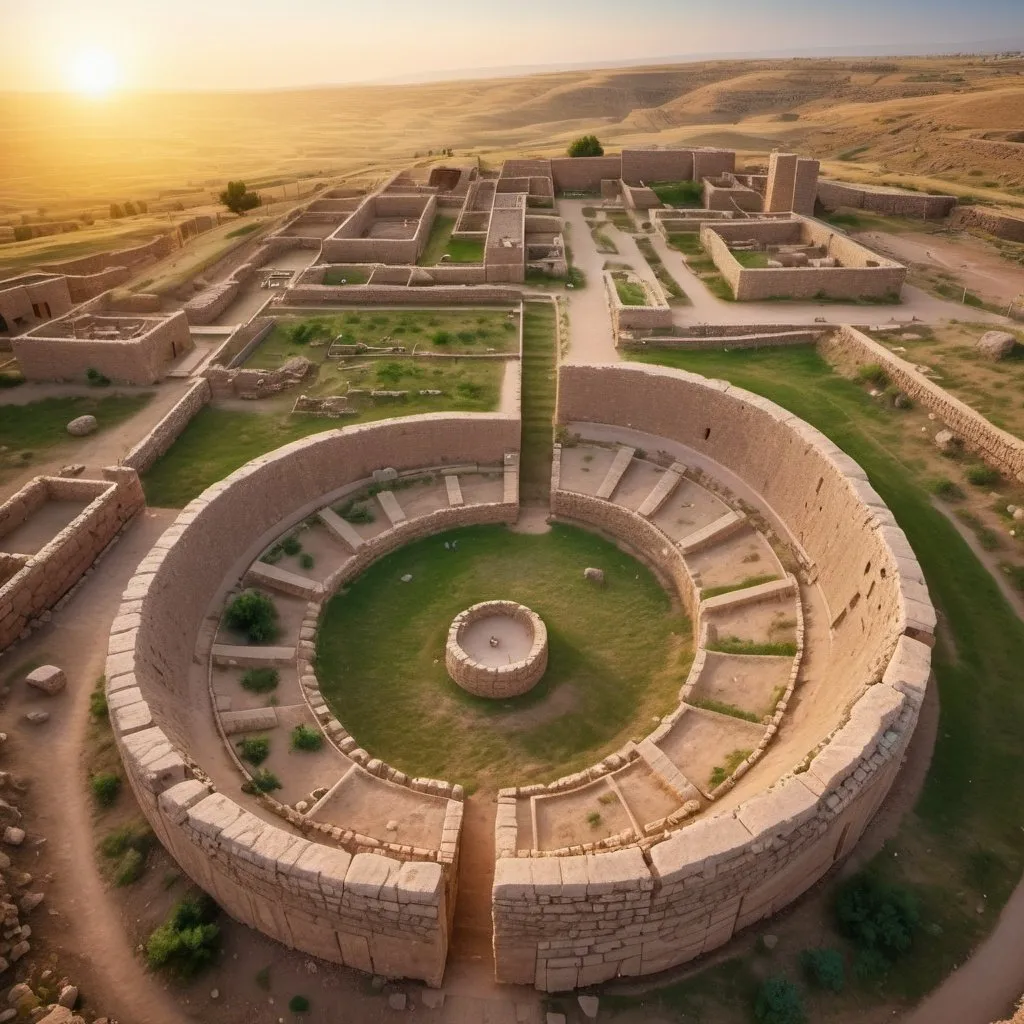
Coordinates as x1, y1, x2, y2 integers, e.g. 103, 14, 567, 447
736, 776, 819, 839
346, 852, 398, 898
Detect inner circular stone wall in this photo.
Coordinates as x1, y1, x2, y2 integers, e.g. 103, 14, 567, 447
446, 600, 548, 698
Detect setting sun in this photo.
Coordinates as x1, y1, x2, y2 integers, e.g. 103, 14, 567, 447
68, 48, 119, 97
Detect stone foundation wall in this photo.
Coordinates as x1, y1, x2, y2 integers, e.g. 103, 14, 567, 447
550, 157, 623, 193
42, 234, 175, 277
950, 206, 1024, 242
818, 181, 956, 220
823, 325, 1024, 480
122, 379, 213, 473
322, 195, 437, 264
285, 284, 521, 305
489, 363, 932, 989
65, 266, 132, 302
0, 469, 144, 651
106, 415, 519, 986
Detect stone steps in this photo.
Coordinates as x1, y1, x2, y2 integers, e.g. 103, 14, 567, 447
445, 475, 464, 508
211, 644, 296, 668
635, 738, 701, 803
244, 561, 323, 599
376, 489, 407, 527
637, 462, 685, 518
700, 576, 796, 615
678, 510, 747, 555
596, 446, 636, 500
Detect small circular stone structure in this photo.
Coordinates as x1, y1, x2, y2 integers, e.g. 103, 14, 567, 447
446, 601, 548, 698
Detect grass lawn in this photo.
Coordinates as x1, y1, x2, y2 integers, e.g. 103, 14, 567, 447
665, 233, 734, 300
322, 267, 368, 285
650, 180, 703, 207
142, 362, 503, 508
635, 236, 690, 305
418, 215, 485, 265
245, 309, 518, 369
613, 276, 648, 306
308, 356, 502, 405
630, 344, 1024, 1009
520, 302, 557, 500
316, 523, 691, 791
732, 250, 771, 269
0, 393, 152, 482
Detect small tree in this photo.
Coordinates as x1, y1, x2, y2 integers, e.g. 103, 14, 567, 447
220, 181, 261, 215
109, 203, 124, 219
568, 135, 604, 158
834, 872, 919, 959
224, 589, 278, 643
146, 895, 220, 977
754, 977, 806, 1024
123, 200, 137, 216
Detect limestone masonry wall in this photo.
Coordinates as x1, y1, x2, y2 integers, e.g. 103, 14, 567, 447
818, 181, 957, 220
0, 469, 144, 651
121, 379, 212, 473
42, 234, 175, 277
108, 415, 519, 986
950, 206, 1024, 242
823, 325, 1024, 481
489, 363, 933, 990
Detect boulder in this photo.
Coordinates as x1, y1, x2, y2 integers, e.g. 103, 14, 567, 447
57, 986, 78, 1009
976, 331, 1017, 361
934, 429, 959, 453
583, 567, 605, 585
24, 711, 50, 725
25, 666, 66, 697
578, 995, 600, 1019
19, 892, 44, 913
6, 985, 33, 1009
421, 991, 445, 1010
65, 416, 97, 437
387, 992, 407, 1011
3, 826, 25, 846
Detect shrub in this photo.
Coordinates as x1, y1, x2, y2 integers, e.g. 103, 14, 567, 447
299, 553, 315, 570
432, 330, 452, 345
854, 363, 889, 389
146, 895, 220, 977
236, 735, 271, 766
337, 500, 375, 524
291, 725, 324, 752
966, 464, 1000, 487
241, 667, 279, 693
224, 590, 278, 643
86, 367, 111, 387
586, 811, 602, 827
89, 683, 108, 719
568, 134, 603, 157
246, 768, 282, 794
281, 534, 302, 556
114, 847, 146, 886
753, 977, 806, 1024
853, 947, 890, 982
289, 995, 311, 1013
834, 872, 919, 959
931, 477, 965, 501
101, 823, 153, 885
800, 947, 845, 993
90, 772, 122, 807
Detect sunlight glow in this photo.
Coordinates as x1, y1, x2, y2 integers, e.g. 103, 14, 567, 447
68, 49, 120, 97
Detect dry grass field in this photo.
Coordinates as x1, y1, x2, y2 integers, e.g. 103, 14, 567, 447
2, 55, 1023, 227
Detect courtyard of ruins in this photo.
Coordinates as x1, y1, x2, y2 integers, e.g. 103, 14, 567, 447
2, 95, 1024, 1024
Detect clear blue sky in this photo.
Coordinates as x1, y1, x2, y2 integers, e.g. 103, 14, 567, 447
2, 0, 1021, 92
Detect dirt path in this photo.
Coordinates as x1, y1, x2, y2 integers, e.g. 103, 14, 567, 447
449, 792, 498, 970
560, 200, 618, 364
0, 508, 187, 1024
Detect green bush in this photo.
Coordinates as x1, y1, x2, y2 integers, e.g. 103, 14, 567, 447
224, 590, 278, 643
289, 995, 311, 1013
241, 667, 279, 693
281, 534, 302, 556
337, 500, 375, 524
299, 553, 315, 570
146, 895, 220, 977
90, 772, 122, 807
432, 330, 452, 345
86, 367, 111, 387
89, 684, 108, 719
853, 947, 891, 982
966, 464, 1000, 487
114, 847, 146, 886
854, 363, 889, 389
290, 725, 324, 752
931, 477, 965, 501
800, 947, 845, 993
834, 872, 919, 959
247, 768, 281, 794
568, 134, 603, 157
101, 823, 153, 885
753, 976, 806, 1024
236, 735, 270, 766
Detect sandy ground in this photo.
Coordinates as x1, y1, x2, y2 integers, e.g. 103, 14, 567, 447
560, 201, 618, 364
857, 230, 1024, 310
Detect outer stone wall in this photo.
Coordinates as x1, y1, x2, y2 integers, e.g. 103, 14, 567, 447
107, 414, 519, 986
818, 180, 957, 220
490, 363, 933, 990
446, 601, 548, 698
121, 378, 212, 473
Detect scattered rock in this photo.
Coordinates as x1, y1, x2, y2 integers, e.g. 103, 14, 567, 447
3, 827, 25, 846
387, 992, 407, 1011
546, 1014, 567, 1024
57, 986, 78, 1009
65, 416, 97, 437
934, 429, 959, 454
1014, 510, 1024, 523
892, 392, 912, 409
578, 995, 600, 1018
57, 465, 85, 478
8, 940, 29, 962
210, 989, 219, 1000
6, 984, 33, 1008
25, 666, 66, 697
24, 712, 50, 725
421, 990, 445, 1010
0, 1009, 16, 1022
976, 331, 1017, 361
19, 892, 44, 913
370, 976, 387, 992
762, 933, 779, 950
583, 567, 605, 585
386, 820, 398, 831
373, 467, 398, 484
400, 574, 413, 583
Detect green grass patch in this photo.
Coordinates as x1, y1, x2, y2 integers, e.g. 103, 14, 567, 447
290, 724, 323, 752
322, 267, 368, 285
733, 250, 771, 269
520, 302, 557, 501
630, 342, 1024, 1002
236, 735, 271, 766
954, 509, 1003, 551
689, 697, 761, 723
241, 667, 279, 694
225, 222, 260, 239
90, 772, 122, 807
613, 277, 647, 306
418, 215, 485, 265
650, 180, 703, 207
0, 394, 152, 482
100, 822, 154, 887
930, 478, 965, 502
701, 574, 779, 599
591, 228, 617, 254
315, 523, 691, 790
707, 637, 799, 657
709, 747, 754, 787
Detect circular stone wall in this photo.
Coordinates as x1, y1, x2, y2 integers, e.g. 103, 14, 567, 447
446, 601, 548, 698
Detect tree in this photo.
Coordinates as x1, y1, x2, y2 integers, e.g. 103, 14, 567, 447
219, 180, 261, 216
568, 134, 604, 158
123, 201, 137, 216
109, 203, 124, 219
